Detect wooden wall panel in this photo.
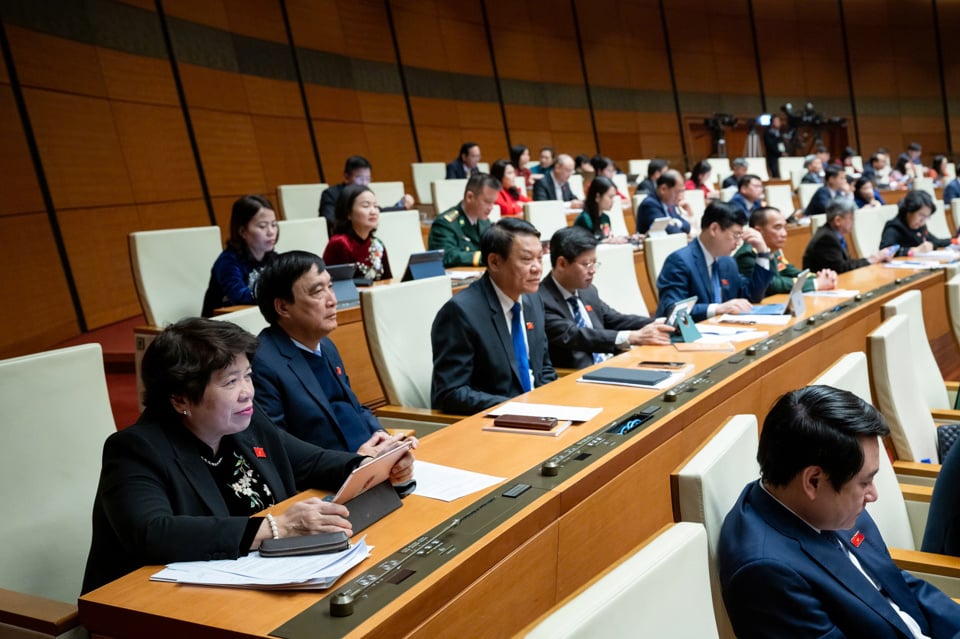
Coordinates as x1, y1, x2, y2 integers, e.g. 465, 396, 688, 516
938, 0, 960, 154
6, 26, 108, 97
0, 89, 44, 217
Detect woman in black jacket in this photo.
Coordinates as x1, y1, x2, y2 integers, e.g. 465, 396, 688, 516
879, 191, 952, 257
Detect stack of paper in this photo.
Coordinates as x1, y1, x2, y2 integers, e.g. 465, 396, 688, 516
150, 538, 370, 590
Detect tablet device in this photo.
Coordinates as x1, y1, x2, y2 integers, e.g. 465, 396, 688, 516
649, 217, 671, 236
401, 249, 446, 281
327, 263, 361, 309
332, 439, 413, 504
665, 296, 697, 327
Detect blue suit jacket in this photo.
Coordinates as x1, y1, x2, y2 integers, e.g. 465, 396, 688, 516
655, 239, 772, 321
805, 185, 837, 217
636, 193, 690, 235
719, 481, 960, 638
252, 325, 381, 452
728, 192, 760, 217
944, 178, 960, 204
431, 273, 556, 415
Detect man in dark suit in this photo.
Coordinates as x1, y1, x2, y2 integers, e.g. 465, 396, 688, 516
540, 227, 673, 369
801, 154, 824, 184
728, 173, 764, 217
763, 114, 786, 178
804, 164, 850, 217
803, 200, 892, 274
636, 169, 692, 235
428, 173, 500, 267
719, 385, 960, 638
636, 159, 668, 196
251, 251, 407, 455
532, 153, 583, 206
944, 175, 960, 204
655, 201, 773, 322
722, 157, 748, 189
318, 155, 414, 233
446, 142, 481, 179
431, 218, 557, 415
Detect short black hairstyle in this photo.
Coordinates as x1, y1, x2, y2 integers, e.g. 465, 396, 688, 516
648, 159, 669, 178
907, 142, 922, 153
464, 172, 501, 198
343, 155, 371, 174
141, 317, 258, 419
591, 155, 614, 173
737, 173, 762, 191
255, 250, 326, 326
550, 226, 597, 268
459, 142, 479, 158
748, 206, 781, 228
656, 169, 681, 188
480, 217, 540, 266
758, 385, 889, 490
824, 164, 843, 182
701, 201, 747, 230
897, 190, 936, 224
853, 176, 874, 194
332, 184, 376, 235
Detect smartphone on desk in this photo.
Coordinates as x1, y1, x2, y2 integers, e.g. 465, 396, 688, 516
637, 360, 687, 369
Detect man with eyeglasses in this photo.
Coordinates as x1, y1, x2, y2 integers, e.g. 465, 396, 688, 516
539, 227, 674, 369
656, 201, 773, 322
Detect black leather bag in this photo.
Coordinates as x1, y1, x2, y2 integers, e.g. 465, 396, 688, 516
936, 423, 960, 462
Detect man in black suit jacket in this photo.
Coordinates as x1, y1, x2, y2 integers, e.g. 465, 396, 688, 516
805, 164, 852, 217
431, 218, 557, 414
540, 227, 673, 369
803, 199, 892, 274
636, 159, 668, 196
532, 153, 583, 206
446, 142, 481, 179
319, 155, 414, 233
636, 169, 692, 235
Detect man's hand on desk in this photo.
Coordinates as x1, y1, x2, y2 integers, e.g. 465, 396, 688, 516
716, 299, 753, 315
628, 320, 675, 346
815, 269, 838, 290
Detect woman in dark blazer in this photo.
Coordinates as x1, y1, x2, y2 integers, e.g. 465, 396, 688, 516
880, 190, 952, 257
82, 318, 414, 593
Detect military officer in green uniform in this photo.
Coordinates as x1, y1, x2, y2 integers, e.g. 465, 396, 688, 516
735, 206, 838, 294
428, 173, 501, 267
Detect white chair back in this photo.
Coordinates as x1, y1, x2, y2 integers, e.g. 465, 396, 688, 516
644, 234, 687, 301
374, 209, 425, 276
411, 162, 445, 205
949, 274, 960, 353
275, 218, 329, 255
477, 162, 490, 174
913, 177, 936, 198
798, 183, 821, 209
809, 214, 827, 235
612, 173, 629, 196
765, 184, 795, 215
928, 200, 952, 240
852, 204, 898, 257
568, 174, 585, 200
129, 226, 222, 327
605, 198, 629, 237
593, 243, 648, 316
779, 157, 806, 187
869, 315, 939, 463
432, 179, 467, 214
524, 201, 568, 241
850, 155, 864, 172
708, 157, 731, 175
952, 199, 960, 235
675, 414, 759, 639
212, 306, 269, 336
744, 157, 769, 181
633, 193, 647, 212
946, 163, 957, 179
720, 186, 736, 203
361, 277, 453, 408
525, 522, 719, 639
628, 159, 650, 178
368, 181, 406, 208
277, 183, 328, 220
683, 189, 706, 234
882, 291, 950, 411
0, 344, 116, 602
488, 203, 502, 223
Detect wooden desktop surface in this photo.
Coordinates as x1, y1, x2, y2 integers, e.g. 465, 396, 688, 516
81, 263, 958, 639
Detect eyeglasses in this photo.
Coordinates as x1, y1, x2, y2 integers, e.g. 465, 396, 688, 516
576, 260, 602, 270
729, 230, 744, 241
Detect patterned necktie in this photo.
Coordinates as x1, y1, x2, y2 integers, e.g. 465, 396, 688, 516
567, 296, 603, 364
511, 302, 532, 392
711, 261, 723, 304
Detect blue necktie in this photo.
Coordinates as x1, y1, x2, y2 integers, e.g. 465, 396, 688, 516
511, 302, 532, 392
839, 235, 848, 253
567, 296, 603, 365
711, 262, 723, 304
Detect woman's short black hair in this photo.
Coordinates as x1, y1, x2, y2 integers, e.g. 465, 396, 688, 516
227, 195, 275, 257
141, 318, 258, 419
897, 190, 936, 223
333, 184, 375, 235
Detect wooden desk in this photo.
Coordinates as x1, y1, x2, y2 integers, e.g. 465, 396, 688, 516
81, 264, 958, 639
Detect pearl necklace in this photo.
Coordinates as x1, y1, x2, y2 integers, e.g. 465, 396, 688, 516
200, 454, 222, 467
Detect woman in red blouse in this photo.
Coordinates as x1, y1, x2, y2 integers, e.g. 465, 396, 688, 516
685, 160, 718, 200
322, 184, 392, 281
490, 159, 530, 217
510, 144, 533, 187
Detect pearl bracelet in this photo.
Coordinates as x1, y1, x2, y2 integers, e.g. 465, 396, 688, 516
266, 513, 280, 539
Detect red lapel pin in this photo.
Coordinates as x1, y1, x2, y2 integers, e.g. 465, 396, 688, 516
721, 279, 729, 286
850, 531, 864, 547
335, 366, 342, 375
253, 447, 266, 458
584, 304, 593, 312
526, 321, 534, 330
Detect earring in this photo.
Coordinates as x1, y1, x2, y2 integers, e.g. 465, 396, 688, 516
182, 409, 189, 416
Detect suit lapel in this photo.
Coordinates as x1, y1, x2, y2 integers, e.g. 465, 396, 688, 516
581, 287, 603, 328
165, 425, 230, 516
690, 241, 714, 302
481, 276, 521, 387
522, 294, 539, 383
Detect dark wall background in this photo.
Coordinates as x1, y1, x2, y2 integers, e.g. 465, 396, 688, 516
1, 0, 956, 356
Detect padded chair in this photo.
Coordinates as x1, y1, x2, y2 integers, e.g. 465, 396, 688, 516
524, 201, 568, 241
627, 159, 650, 178
913, 178, 935, 198
605, 198, 629, 238
744, 157, 769, 181
797, 183, 821, 209
360, 277, 458, 427
488, 203, 501, 223
852, 204, 898, 258
567, 174, 585, 200
373, 209, 424, 277
644, 234, 687, 301
949, 273, 960, 353
928, 200, 952, 240
850, 155, 864, 172
368, 181, 406, 208
129, 226, 222, 327
778, 157, 806, 187
708, 157, 731, 176
277, 183, 328, 220
674, 414, 759, 639
593, 243, 648, 316
477, 162, 490, 174
720, 186, 736, 203
683, 189, 705, 234
952, 200, 960, 236
524, 522, 719, 639
411, 162, 445, 205
0, 344, 116, 636
632, 193, 647, 213
212, 306, 268, 336
431, 179, 467, 214
765, 183, 795, 215
612, 173, 629, 197
809, 213, 827, 235
275, 218, 329, 255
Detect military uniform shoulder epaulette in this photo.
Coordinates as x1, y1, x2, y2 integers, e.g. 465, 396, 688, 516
442, 209, 461, 223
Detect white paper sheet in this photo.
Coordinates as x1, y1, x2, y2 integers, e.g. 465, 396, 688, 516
883, 261, 943, 270
412, 461, 505, 502
446, 270, 483, 280
804, 289, 860, 298
486, 402, 602, 423
715, 314, 792, 326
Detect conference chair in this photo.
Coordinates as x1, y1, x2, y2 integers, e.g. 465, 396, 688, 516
212, 306, 268, 336
593, 243, 649, 316
275, 218, 329, 255
129, 225, 222, 327
373, 209, 424, 276
913, 178, 935, 198
673, 414, 759, 639
411, 162, 445, 205
277, 183, 328, 220
0, 344, 116, 637
928, 200, 952, 240
952, 200, 960, 236
477, 162, 490, 174
368, 181, 406, 209
708, 157, 731, 176
682, 189, 705, 234
644, 234, 687, 301
797, 183, 821, 209
567, 174, 585, 200
523, 201, 568, 241
852, 204, 898, 258
744, 157, 769, 181
764, 183, 795, 216
611, 172, 629, 196
632, 192, 647, 213
488, 203, 501, 223
627, 159, 650, 178
809, 213, 827, 235
524, 522, 719, 639
605, 198, 629, 237
948, 274, 960, 353
360, 277, 459, 431
850, 155, 864, 172
778, 157, 805, 187
431, 179, 467, 214
720, 186, 736, 203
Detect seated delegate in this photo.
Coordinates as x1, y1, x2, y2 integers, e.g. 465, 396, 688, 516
803, 200, 893, 274
82, 318, 415, 593
490, 159, 529, 217
322, 184, 392, 281
318, 155, 414, 234
880, 190, 952, 257
202, 195, 278, 317
573, 176, 628, 243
